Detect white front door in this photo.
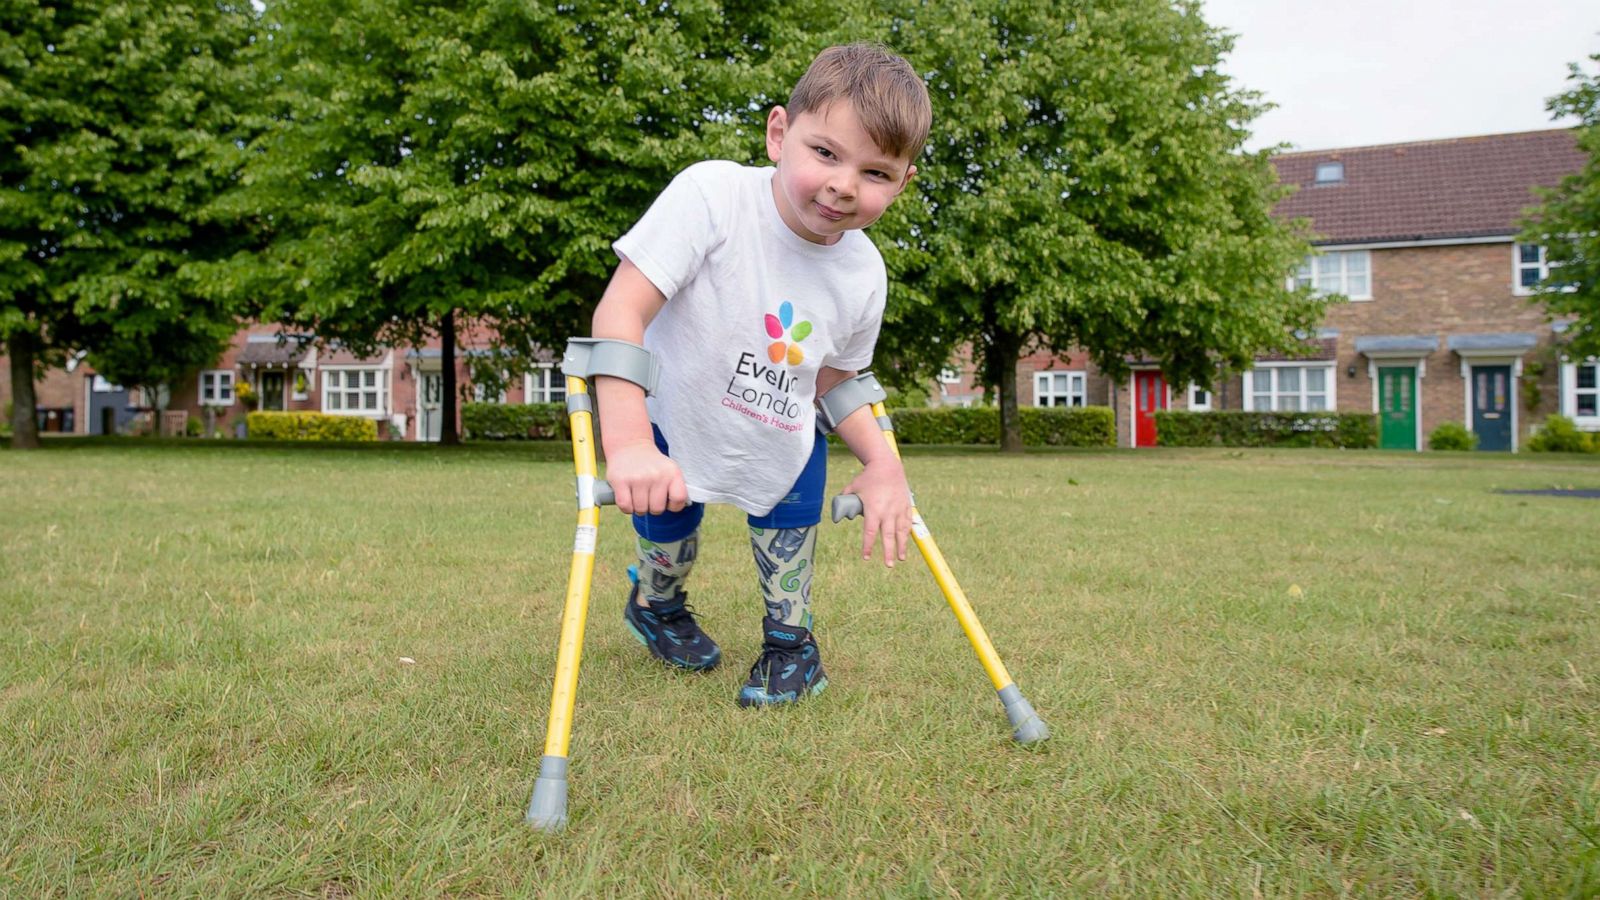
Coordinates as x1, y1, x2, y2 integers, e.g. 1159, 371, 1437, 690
421, 372, 443, 442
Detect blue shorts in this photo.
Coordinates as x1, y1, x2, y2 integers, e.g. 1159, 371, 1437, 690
631, 424, 828, 543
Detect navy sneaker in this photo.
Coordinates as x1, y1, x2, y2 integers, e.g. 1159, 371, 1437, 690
738, 616, 828, 707
622, 566, 721, 671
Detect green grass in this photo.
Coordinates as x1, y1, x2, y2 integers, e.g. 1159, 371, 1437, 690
3, 440, 1598, 897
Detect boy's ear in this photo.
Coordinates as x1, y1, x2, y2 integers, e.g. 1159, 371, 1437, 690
900, 164, 918, 190
765, 106, 789, 163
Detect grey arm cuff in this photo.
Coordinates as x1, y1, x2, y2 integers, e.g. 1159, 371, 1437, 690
561, 338, 661, 395
816, 372, 887, 432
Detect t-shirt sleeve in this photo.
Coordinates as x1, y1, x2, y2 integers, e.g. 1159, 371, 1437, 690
612, 163, 724, 299
824, 259, 888, 371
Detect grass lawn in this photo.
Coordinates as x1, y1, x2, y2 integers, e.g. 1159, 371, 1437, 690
2, 439, 1598, 897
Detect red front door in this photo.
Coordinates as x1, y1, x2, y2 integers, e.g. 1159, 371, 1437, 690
1134, 371, 1166, 447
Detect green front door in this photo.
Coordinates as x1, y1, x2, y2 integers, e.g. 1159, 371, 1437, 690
1378, 366, 1417, 450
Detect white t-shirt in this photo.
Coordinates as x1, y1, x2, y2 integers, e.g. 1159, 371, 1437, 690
613, 160, 887, 515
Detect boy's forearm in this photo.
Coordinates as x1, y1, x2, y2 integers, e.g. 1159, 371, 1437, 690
832, 406, 903, 473
591, 261, 667, 455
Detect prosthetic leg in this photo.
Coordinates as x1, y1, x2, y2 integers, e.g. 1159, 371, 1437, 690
822, 374, 1049, 745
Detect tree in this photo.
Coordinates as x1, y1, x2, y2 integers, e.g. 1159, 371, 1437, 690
868, 0, 1326, 450
1, 1, 259, 447
1521, 52, 1600, 361
221, 0, 855, 443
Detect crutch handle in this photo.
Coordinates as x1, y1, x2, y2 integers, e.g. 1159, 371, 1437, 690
830, 493, 864, 523
593, 479, 615, 508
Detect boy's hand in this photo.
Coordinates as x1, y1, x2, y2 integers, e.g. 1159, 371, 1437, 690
604, 439, 689, 516
843, 457, 911, 568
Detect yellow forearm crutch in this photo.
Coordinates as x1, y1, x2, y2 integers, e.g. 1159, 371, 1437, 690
830, 379, 1049, 745
525, 370, 609, 831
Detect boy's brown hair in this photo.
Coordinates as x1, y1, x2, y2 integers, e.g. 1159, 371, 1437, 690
787, 43, 932, 162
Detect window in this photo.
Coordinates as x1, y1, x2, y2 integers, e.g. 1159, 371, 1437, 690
1513, 244, 1569, 295
1034, 371, 1086, 407
1565, 361, 1600, 424
1314, 161, 1344, 184
524, 365, 567, 403
1245, 365, 1334, 412
1290, 250, 1371, 300
199, 369, 235, 406
937, 367, 962, 385
322, 368, 388, 415
1187, 383, 1213, 412
292, 369, 310, 401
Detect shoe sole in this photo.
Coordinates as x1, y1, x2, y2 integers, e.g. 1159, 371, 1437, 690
737, 674, 828, 708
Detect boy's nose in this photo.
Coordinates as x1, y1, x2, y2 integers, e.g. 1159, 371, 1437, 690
827, 174, 856, 199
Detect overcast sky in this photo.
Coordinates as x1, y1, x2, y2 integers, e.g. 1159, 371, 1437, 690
1201, 0, 1599, 152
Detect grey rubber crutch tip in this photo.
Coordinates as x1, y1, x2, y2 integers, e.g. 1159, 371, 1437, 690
998, 685, 1051, 745
525, 756, 569, 831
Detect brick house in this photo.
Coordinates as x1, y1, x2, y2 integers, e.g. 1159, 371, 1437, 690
943, 129, 1590, 450
4, 323, 568, 441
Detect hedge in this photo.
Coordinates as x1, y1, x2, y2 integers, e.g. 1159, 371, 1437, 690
461, 402, 569, 440
889, 405, 1116, 447
1153, 410, 1377, 448
247, 411, 378, 441
1528, 415, 1599, 453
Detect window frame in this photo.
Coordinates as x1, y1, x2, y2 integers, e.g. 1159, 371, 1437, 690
1512, 243, 1572, 296
523, 364, 568, 404
1187, 383, 1213, 412
1243, 362, 1337, 413
1033, 370, 1087, 408
199, 369, 235, 406
1288, 250, 1372, 301
471, 369, 509, 405
1561, 359, 1600, 428
320, 366, 389, 416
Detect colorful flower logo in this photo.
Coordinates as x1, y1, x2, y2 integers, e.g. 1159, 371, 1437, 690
764, 301, 811, 365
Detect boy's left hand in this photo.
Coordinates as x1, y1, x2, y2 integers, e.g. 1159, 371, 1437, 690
843, 457, 911, 568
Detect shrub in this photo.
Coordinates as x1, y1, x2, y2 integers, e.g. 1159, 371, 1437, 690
1153, 411, 1377, 448
889, 405, 1115, 447
184, 415, 202, 438
461, 402, 569, 440
1528, 414, 1598, 453
1428, 421, 1476, 451
247, 411, 378, 441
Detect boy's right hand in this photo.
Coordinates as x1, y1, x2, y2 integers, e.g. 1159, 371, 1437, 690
604, 439, 689, 516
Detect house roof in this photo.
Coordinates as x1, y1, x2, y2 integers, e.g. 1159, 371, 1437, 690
237, 334, 312, 367
1270, 129, 1585, 245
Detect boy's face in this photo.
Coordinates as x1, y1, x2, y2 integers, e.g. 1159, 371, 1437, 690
765, 100, 917, 245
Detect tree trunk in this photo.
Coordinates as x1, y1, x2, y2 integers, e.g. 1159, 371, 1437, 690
440, 308, 459, 445
7, 330, 41, 449
992, 325, 1024, 453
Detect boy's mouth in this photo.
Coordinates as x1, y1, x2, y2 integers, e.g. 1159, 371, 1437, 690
814, 202, 846, 222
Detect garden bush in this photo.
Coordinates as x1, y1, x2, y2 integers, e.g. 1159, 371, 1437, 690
889, 405, 1115, 447
247, 411, 378, 441
461, 402, 569, 440
1153, 410, 1377, 448
1428, 421, 1476, 451
1528, 415, 1598, 453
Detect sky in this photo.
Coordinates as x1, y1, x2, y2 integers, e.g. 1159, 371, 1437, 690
1201, 0, 1600, 152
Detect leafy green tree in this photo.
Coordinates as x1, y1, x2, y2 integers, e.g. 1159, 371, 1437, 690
222, 0, 852, 443
1, 1, 258, 447
870, 0, 1325, 450
1521, 52, 1600, 360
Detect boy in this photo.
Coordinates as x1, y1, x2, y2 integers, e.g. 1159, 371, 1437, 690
590, 43, 931, 706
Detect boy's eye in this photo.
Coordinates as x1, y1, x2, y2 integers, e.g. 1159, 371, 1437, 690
866, 170, 889, 181
813, 146, 835, 159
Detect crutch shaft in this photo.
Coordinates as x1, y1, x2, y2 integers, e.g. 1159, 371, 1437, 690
833, 400, 1048, 744
528, 376, 604, 831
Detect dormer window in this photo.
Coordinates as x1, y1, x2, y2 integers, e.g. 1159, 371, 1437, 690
1314, 161, 1344, 185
